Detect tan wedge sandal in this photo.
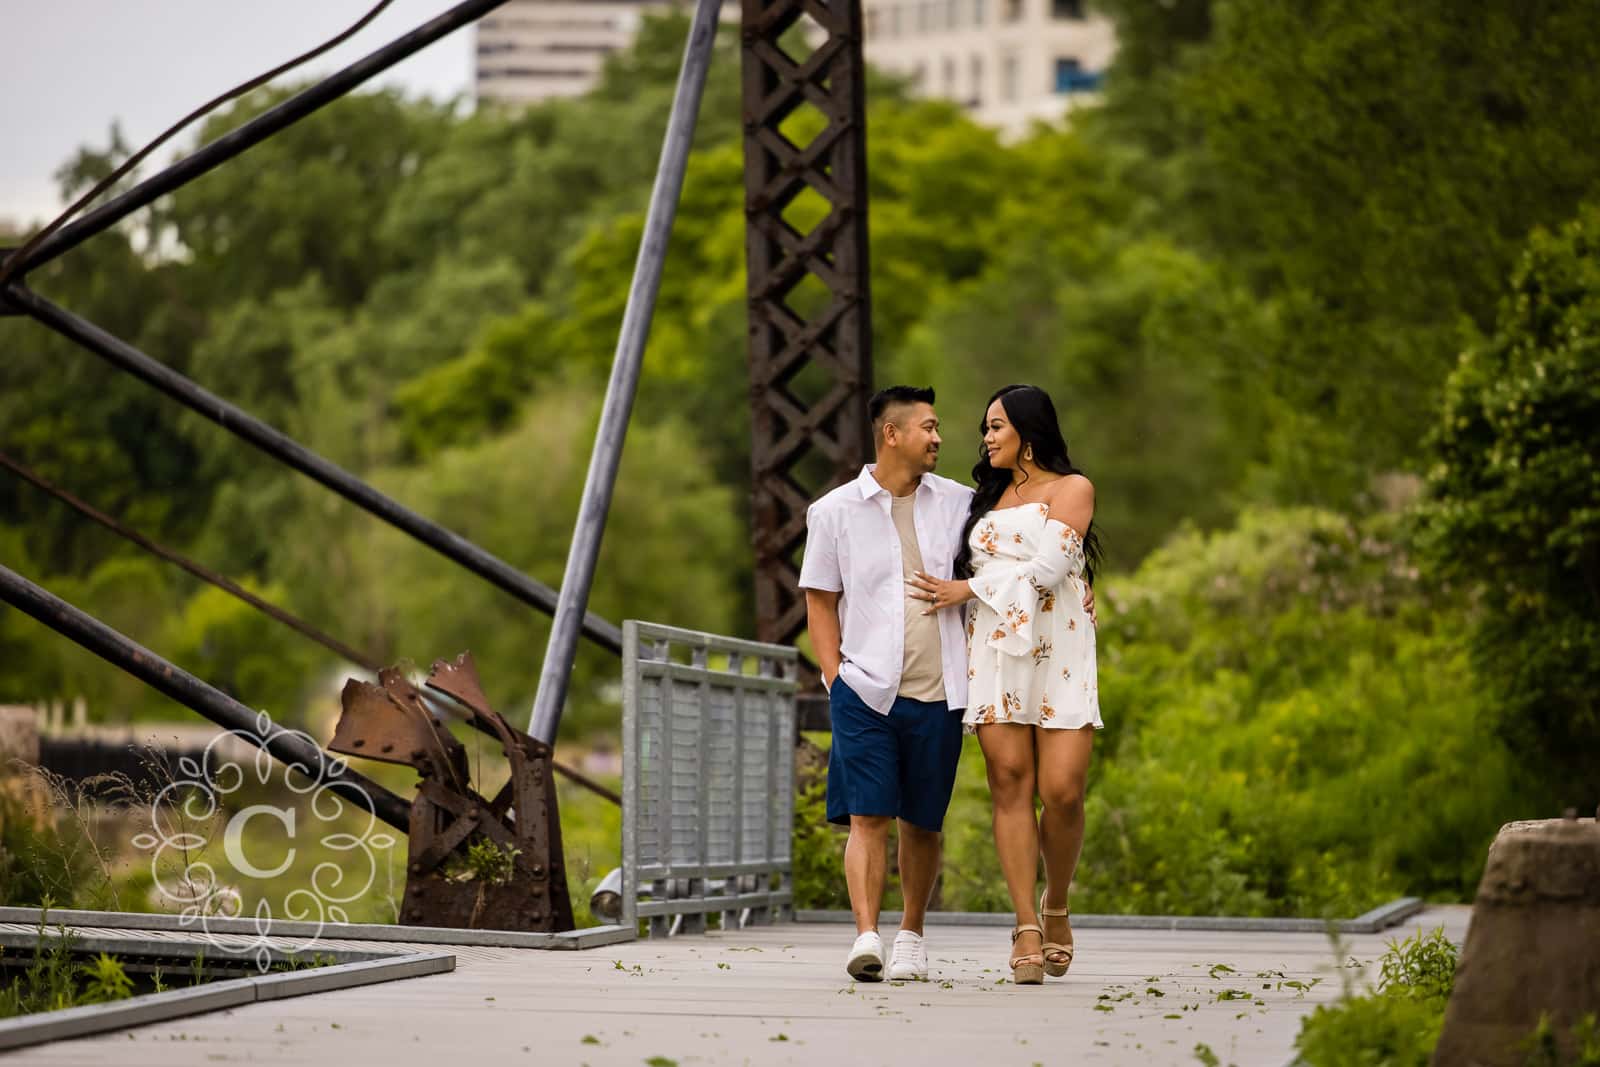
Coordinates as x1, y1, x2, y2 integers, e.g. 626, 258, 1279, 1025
1010, 923, 1045, 985
1039, 892, 1075, 978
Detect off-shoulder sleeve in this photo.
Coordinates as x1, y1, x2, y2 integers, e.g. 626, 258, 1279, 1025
970, 519, 1082, 656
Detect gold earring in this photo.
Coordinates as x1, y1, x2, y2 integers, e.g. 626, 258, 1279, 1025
1024, 446, 1034, 462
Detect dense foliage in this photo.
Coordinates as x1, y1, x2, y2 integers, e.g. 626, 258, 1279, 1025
1296, 929, 1600, 1067
1420, 205, 1600, 797
1295, 929, 1459, 1067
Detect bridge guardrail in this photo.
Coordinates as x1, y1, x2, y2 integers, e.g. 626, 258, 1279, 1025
621, 621, 798, 936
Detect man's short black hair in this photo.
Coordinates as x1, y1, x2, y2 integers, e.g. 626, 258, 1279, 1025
869, 385, 936, 428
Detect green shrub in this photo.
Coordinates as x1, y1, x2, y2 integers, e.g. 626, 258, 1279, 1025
1297, 992, 1448, 1067
791, 776, 849, 911
1295, 928, 1457, 1067
0, 926, 138, 1019
1523, 1013, 1600, 1067
1072, 509, 1535, 916
1419, 203, 1600, 799
77, 953, 135, 1005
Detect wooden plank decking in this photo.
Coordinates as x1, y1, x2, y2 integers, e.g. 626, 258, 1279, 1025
8, 907, 1470, 1066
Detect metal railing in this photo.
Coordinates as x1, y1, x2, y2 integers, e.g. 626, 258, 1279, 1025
621, 621, 797, 936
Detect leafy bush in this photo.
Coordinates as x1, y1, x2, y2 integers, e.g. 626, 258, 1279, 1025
0, 928, 136, 1019
1420, 203, 1600, 799
1294, 928, 1457, 1067
1300, 933, 1600, 1066
1523, 1014, 1600, 1067
1069, 509, 1537, 916
791, 776, 849, 911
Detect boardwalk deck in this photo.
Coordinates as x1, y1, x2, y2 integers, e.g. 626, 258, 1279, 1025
8, 906, 1470, 1066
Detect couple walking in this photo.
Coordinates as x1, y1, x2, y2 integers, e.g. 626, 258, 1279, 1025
800, 383, 1102, 986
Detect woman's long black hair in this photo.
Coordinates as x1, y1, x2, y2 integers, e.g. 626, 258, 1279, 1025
953, 384, 1104, 584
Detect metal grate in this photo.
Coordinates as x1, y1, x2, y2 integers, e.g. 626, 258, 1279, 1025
621, 621, 798, 936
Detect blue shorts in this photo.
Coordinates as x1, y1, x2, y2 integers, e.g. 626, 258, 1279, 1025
826, 678, 965, 833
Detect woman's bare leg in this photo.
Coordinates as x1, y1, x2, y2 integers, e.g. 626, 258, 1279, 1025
978, 723, 1042, 959
1035, 725, 1094, 961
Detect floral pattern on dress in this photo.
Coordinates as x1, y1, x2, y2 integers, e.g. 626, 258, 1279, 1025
960, 502, 1102, 735
1031, 575, 1056, 613
976, 522, 999, 555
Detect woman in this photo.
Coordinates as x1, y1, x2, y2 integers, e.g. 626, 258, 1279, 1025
908, 384, 1102, 985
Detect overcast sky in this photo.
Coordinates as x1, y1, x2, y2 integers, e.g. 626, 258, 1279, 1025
2, 1, 475, 231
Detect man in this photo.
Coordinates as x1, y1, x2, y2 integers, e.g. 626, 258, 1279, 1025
799, 385, 969, 982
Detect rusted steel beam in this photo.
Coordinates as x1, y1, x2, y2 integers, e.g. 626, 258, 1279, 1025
0, 563, 412, 832
0, 447, 621, 806
740, 0, 875, 645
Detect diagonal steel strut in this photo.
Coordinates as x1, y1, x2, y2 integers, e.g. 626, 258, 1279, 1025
1, 0, 514, 281
0, 563, 412, 833
5, 285, 623, 654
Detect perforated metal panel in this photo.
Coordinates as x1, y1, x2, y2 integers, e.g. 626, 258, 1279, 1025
622, 621, 798, 936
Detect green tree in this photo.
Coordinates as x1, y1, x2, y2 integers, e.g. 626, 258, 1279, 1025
0, 131, 210, 574
268, 388, 746, 738
1420, 205, 1600, 797
167, 88, 453, 310
1087, 0, 1600, 502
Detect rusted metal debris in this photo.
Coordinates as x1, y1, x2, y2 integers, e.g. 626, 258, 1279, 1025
741, 0, 875, 647
330, 652, 575, 932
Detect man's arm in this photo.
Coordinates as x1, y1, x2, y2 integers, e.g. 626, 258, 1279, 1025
805, 588, 843, 689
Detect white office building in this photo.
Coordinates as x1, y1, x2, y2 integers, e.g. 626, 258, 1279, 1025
475, 0, 656, 106
475, 0, 1114, 130
863, 0, 1114, 134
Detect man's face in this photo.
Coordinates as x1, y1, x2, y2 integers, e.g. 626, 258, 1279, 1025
883, 402, 942, 473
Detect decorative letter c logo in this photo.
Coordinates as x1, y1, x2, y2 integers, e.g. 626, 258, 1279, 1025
224, 805, 297, 880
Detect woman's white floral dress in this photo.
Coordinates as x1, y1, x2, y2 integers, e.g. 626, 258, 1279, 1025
960, 503, 1102, 731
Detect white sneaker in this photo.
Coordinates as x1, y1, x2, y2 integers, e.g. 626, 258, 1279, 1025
887, 929, 928, 981
845, 930, 884, 982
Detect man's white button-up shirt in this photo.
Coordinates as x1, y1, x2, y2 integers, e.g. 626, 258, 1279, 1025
797, 465, 974, 714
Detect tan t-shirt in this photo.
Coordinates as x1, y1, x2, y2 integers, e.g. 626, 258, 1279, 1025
890, 492, 947, 702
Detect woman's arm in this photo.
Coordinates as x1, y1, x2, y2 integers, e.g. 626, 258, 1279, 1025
1045, 474, 1094, 541
907, 572, 972, 614
910, 476, 1095, 622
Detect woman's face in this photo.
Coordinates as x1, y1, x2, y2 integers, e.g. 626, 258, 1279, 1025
982, 398, 1023, 470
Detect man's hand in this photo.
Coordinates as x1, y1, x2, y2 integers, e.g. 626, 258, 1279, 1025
1083, 584, 1097, 627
